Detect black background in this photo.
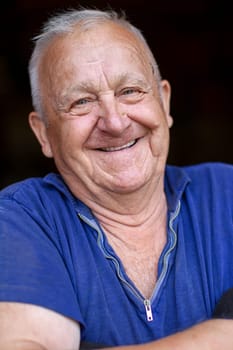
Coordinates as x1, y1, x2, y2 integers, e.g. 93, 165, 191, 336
1, 0, 233, 188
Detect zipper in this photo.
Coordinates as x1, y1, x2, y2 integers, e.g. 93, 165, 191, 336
151, 200, 181, 301
77, 201, 180, 322
78, 214, 145, 294
144, 299, 153, 321
78, 213, 149, 313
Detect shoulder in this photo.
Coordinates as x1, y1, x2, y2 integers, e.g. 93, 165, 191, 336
180, 162, 233, 213
183, 162, 233, 193
165, 162, 233, 205
166, 162, 233, 211
0, 173, 74, 219
183, 162, 233, 179
166, 162, 233, 186
1, 173, 67, 200
1, 176, 46, 199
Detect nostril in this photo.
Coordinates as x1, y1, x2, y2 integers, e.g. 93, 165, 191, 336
97, 112, 130, 135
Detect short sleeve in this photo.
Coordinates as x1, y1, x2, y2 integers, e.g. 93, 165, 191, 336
0, 197, 82, 324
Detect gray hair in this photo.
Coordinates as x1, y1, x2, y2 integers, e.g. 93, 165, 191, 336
28, 8, 162, 120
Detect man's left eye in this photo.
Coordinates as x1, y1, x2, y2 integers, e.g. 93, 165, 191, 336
122, 88, 140, 95
118, 87, 146, 103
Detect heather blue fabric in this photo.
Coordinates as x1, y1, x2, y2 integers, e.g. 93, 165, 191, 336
0, 163, 232, 346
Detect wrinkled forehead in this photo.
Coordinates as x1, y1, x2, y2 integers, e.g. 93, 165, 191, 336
41, 21, 151, 71
38, 22, 155, 98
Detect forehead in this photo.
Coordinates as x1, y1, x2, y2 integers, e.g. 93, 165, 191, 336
58, 21, 147, 55
39, 22, 153, 94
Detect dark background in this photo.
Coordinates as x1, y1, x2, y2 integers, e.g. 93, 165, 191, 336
1, 0, 233, 189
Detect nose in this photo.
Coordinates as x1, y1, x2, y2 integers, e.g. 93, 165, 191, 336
97, 96, 131, 135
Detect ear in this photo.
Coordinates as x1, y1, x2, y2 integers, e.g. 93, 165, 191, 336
28, 111, 53, 158
160, 79, 173, 128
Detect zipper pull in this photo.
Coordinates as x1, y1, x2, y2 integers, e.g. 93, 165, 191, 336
144, 299, 153, 322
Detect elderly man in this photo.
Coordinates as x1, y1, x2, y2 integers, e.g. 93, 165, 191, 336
0, 8, 232, 350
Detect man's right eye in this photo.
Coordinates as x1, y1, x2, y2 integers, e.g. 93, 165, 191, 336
73, 98, 91, 106
67, 97, 97, 116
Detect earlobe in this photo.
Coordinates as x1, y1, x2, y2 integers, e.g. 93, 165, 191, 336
167, 114, 173, 128
28, 111, 53, 158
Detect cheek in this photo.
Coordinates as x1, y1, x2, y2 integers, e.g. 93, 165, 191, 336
149, 122, 170, 157
46, 123, 72, 157
50, 117, 95, 154
126, 102, 164, 130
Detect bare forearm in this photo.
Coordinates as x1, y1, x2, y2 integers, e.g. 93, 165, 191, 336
2, 319, 233, 349
0, 340, 47, 350
104, 319, 233, 350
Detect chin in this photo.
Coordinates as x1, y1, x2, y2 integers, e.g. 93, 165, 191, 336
107, 176, 149, 194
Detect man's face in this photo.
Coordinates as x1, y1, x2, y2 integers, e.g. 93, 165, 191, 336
30, 22, 173, 200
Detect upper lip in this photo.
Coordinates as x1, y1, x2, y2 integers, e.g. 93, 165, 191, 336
87, 131, 146, 151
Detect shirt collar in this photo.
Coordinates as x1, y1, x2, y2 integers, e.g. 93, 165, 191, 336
44, 165, 191, 219
165, 165, 191, 212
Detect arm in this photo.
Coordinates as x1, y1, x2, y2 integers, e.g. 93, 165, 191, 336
86, 290, 233, 350
0, 302, 80, 350
1, 307, 233, 350
0, 198, 82, 350
106, 319, 233, 350
106, 289, 233, 350
2, 300, 233, 350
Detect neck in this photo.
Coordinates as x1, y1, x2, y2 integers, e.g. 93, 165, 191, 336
87, 175, 167, 240
93, 181, 168, 299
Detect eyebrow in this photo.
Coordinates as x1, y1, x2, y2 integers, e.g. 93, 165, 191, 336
59, 73, 151, 105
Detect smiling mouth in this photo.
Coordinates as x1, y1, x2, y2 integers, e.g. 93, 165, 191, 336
98, 139, 137, 152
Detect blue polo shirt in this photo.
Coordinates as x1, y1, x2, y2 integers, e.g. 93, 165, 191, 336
0, 162, 232, 346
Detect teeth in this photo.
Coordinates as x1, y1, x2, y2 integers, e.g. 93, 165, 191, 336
100, 140, 136, 152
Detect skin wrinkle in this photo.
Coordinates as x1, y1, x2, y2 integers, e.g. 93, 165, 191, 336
40, 23, 157, 119
57, 75, 152, 114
